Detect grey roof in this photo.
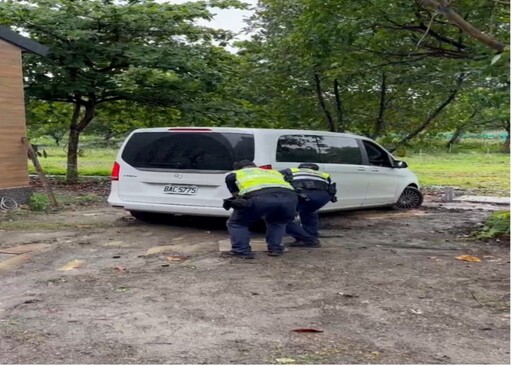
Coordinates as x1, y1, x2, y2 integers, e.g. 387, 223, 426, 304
0, 25, 48, 56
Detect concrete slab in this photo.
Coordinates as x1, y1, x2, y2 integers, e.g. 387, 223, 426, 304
423, 201, 505, 211
0, 255, 30, 272
144, 245, 184, 255
218, 239, 268, 252
454, 196, 510, 205
1, 231, 76, 247
57, 259, 86, 271
0, 243, 52, 255
347, 210, 428, 220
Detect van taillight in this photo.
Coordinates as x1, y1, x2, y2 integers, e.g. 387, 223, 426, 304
111, 162, 120, 181
259, 164, 272, 169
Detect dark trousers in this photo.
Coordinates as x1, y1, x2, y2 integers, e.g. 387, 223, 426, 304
286, 190, 331, 242
227, 191, 298, 254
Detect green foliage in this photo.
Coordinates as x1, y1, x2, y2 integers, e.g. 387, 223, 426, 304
28, 192, 104, 212
0, 0, 246, 180
235, 0, 510, 143
476, 211, 510, 239
28, 193, 50, 212
27, 101, 71, 145
3, 0, 510, 177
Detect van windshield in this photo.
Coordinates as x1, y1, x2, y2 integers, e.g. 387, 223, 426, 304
121, 131, 255, 171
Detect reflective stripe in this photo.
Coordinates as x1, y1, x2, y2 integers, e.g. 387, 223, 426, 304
234, 168, 294, 196
290, 168, 330, 183
290, 168, 330, 180
293, 175, 327, 182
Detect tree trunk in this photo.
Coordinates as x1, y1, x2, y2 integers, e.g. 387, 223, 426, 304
446, 126, 464, 149
66, 128, 81, 183
416, 0, 505, 52
502, 119, 510, 153
51, 134, 61, 146
372, 72, 387, 139
446, 111, 476, 149
502, 134, 510, 153
390, 73, 464, 152
103, 130, 114, 141
333, 78, 344, 132
66, 104, 81, 183
66, 103, 95, 183
314, 73, 336, 132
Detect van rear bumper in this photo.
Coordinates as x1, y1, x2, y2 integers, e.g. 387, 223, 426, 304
108, 199, 231, 217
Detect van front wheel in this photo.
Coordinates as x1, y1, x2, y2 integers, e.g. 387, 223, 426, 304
393, 187, 423, 210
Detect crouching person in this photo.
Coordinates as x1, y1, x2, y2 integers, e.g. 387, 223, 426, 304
223, 160, 298, 259
286, 163, 337, 248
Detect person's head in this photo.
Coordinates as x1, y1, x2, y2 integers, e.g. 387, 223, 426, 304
233, 160, 257, 170
298, 163, 319, 171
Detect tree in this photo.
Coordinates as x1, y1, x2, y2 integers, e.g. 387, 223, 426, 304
87, 102, 182, 143
236, 0, 509, 149
416, 0, 506, 52
27, 101, 70, 146
0, 0, 243, 182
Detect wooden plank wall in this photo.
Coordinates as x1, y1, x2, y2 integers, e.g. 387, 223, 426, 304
0, 39, 29, 189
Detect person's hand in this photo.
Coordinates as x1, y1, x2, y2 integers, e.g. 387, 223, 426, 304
292, 215, 301, 225
223, 198, 234, 210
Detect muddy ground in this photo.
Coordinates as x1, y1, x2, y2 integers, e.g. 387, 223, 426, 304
0, 186, 510, 364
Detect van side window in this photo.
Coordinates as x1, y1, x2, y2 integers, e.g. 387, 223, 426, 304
362, 140, 392, 167
317, 136, 362, 165
276, 135, 321, 163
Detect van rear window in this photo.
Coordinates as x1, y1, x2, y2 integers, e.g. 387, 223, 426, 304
121, 132, 255, 171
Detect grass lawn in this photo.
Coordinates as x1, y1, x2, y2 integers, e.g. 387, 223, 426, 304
29, 147, 510, 196
29, 146, 117, 176
406, 152, 509, 195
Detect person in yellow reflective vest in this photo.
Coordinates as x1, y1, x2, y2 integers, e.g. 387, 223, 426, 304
223, 160, 298, 259
286, 163, 337, 248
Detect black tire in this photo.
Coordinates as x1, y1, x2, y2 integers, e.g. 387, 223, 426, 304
393, 186, 423, 210
129, 210, 172, 224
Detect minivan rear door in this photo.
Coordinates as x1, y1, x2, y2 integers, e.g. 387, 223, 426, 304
117, 130, 255, 208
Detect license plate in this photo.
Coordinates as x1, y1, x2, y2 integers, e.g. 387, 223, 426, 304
163, 185, 198, 195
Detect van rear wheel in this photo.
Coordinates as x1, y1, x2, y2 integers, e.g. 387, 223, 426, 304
129, 210, 171, 224
393, 187, 423, 210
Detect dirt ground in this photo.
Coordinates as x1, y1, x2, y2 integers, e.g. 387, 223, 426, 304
0, 186, 510, 364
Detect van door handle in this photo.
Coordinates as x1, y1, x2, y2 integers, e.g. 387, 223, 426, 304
357, 167, 366, 172
370, 168, 380, 172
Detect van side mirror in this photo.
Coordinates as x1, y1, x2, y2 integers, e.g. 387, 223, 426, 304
394, 160, 408, 168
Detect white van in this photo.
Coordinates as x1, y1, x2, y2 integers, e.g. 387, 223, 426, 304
108, 127, 422, 220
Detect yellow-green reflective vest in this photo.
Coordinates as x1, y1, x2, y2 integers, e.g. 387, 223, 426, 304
234, 168, 294, 196
290, 168, 330, 182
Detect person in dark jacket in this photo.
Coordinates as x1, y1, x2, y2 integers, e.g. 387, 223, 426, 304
223, 160, 298, 259
286, 163, 337, 247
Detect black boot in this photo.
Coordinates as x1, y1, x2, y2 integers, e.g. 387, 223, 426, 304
221, 251, 255, 259
288, 239, 321, 248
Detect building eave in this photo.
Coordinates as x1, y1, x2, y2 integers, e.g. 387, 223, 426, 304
0, 25, 49, 56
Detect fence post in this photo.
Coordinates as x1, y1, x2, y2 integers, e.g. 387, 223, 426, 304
443, 187, 454, 202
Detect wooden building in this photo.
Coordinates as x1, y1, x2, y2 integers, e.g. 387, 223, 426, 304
0, 26, 48, 204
